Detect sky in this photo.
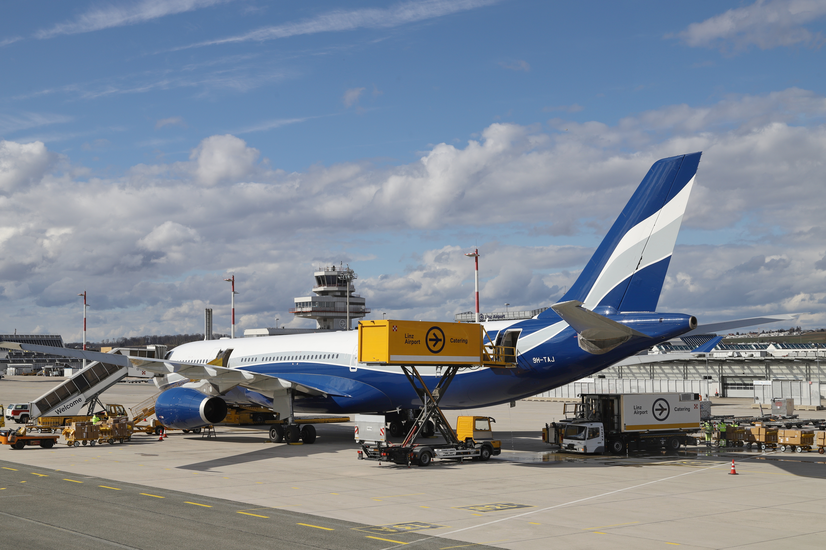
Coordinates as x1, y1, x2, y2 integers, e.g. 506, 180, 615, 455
2, 0, 826, 342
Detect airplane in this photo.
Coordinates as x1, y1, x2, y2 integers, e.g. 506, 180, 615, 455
4, 152, 704, 444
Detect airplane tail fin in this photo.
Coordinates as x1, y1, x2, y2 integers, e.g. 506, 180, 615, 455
539, 152, 701, 316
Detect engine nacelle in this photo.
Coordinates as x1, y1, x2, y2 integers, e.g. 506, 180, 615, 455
154, 387, 228, 430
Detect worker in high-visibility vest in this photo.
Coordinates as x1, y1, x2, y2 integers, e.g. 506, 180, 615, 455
717, 421, 727, 448
91, 413, 101, 425
703, 421, 713, 447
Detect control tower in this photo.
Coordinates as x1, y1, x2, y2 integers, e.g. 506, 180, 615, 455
291, 265, 370, 330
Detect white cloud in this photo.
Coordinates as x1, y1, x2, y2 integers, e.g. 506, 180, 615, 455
0, 140, 57, 195
499, 59, 530, 72
676, 0, 826, 52
178, 0, 500, 49
35, 0, 234, 40
0, 112, 74, 135
5, 88, 826, 338
188, 134, 261, 187
343, 87, 366, 108
155, 116, 187, 130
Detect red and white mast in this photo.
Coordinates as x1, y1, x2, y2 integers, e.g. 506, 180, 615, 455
224, 275, 237, 338
464, 249, 480, 323
78, 291, 87, 368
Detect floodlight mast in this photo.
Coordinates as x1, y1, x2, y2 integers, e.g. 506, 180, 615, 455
464, 249, 480, 323
78, 291, 87, 368
224, 275, 237, 338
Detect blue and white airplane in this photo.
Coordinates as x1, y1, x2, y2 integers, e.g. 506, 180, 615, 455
9, 152, 705, 444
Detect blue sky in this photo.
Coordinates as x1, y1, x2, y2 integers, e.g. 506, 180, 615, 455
2, 0, 826, 340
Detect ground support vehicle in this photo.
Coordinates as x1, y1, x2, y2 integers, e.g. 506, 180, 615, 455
62, 421, 101, 447
5, 403, 31, 424
777, 429, 814, 453
745, 425, 779, 450
0, 428, 59, 449
543, 393, 701, 455
356, 364, 504, 466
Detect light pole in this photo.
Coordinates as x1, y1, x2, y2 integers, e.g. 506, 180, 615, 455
78, 291, 87, 369
337, 266, 357, 330
275, 317, 280, 329
223, 275, 237, 338
465, 249, 480, 323
505, 303, 510, 316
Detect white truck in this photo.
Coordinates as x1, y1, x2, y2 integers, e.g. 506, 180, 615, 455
543, 393, 701, 454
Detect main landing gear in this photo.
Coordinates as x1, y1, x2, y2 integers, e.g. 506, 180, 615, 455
269, 424, 316, 444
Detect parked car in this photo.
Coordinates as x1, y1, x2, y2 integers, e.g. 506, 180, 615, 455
6, 403, 31, 424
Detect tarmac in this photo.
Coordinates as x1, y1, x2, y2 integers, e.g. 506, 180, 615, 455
2, 376, 826, 549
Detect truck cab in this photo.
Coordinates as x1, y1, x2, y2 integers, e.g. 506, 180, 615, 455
560, 422, 604, 454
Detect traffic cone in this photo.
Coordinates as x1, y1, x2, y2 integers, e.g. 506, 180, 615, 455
158, 431, 164, 441
729, 459, 738, 475
163, 430, 168, 439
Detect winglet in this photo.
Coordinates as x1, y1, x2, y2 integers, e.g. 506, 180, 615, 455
551, 300, 649, 355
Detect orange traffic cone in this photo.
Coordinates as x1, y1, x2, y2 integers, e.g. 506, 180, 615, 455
163, 430, 168, 439
729, 459, 738, 475
158, 431, 164, 441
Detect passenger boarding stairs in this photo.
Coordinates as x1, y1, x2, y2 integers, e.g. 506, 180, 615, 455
29, 358, 130, 419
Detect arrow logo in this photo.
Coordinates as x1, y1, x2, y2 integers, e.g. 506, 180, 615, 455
652, 398, 670, 421
426, 326, 446, 354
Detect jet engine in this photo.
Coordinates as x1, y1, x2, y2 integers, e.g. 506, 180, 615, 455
154, 387, 228, 430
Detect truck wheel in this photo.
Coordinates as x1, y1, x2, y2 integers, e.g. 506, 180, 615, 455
608, 439, 626, 455
12, 440, 25, 450
666, 437, 681, 451
82, 440, 87, 446
301, 425, 317, 444
796, 446, 803, 453
90, 440, 96, 446
819, 447, 825, 455
269, 425, 284, 443
479, 445, 492, 461
74, 441, 80, 447
40, 439, 54, 449
19, 415, 29, 424
388, 420, 404, 438
418, 450, 433, 467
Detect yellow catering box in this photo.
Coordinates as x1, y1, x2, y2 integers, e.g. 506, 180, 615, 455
358, 320, 483, 366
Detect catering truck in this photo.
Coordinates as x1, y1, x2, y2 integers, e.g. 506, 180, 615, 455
543, 393, 701, 454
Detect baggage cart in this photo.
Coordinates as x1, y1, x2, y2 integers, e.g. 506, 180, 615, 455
745, 425, 778, 450
62, 421, 101, 447
777, 429, 814, 453
816, 431, 826, 455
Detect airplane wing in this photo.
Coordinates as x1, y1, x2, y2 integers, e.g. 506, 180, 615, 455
682, 313, 800, 336
551, 300, 649, 355
0, 341, 351, 398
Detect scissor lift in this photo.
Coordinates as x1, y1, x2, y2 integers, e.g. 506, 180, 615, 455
355, 320, 515, 466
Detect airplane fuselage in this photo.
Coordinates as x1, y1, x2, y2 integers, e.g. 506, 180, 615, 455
166, 311, 696, 414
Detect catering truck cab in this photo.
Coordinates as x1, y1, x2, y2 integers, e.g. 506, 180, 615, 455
544, 393, 700, 454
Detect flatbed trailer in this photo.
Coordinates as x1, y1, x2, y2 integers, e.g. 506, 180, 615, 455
0, 428, 60, 449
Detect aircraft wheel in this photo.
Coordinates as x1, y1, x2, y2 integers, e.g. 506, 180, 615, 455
285, 425, 301, 443
388, 420, 404, 438
269, 425, 284, 443
301, 425, 317, 444
193, 428, 202, 434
